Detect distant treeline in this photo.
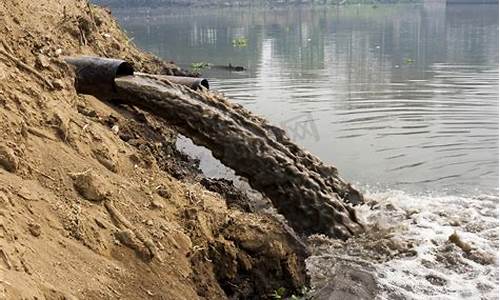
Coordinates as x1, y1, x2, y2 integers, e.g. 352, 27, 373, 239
92, 0, 421, 8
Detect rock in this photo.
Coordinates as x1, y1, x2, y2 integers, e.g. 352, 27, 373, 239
28, 222, 41, 237
77, 104, 98, 118
111, 125, 119, 135
51, 79, 65, 90
0, 144, 18, 172
448, 231, 472, 253
36, 54, 50, 69
150, 200, 164, 209
70, 170, 112, 202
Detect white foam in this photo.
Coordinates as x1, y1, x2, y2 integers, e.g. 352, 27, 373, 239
307, 190, 499, 300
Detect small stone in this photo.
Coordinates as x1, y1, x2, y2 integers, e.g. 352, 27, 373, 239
448, 231, 472, 253
77, 105, 98, 118
111, 125, 119, 135
0, 144, 18, 173
54, 48, 63, 56
28, 223, 41, 237
146, 220, 154, 226
150, 200, 164, 209
69, 170, 112, 202
52, 79, 65, 90
36, 54, 50, 69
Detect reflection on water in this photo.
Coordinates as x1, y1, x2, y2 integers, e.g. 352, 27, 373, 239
113, 3, 498, 195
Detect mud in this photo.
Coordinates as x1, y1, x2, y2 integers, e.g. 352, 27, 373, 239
111, 75, 365, 239
0, 0, 309, 299
200, 177, 257, 212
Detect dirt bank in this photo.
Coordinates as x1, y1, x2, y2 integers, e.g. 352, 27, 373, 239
0, 0, 307, 299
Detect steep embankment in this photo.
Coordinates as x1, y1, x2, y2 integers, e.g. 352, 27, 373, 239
0, 1, 307, 299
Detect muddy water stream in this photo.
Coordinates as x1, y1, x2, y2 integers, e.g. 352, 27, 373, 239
111, 3, 498, 299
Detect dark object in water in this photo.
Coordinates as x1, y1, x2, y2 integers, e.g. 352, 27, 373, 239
65, 56, 365, 240
64, 56, 209, 97
135, 72, 209, 90
212, 64, 246, 72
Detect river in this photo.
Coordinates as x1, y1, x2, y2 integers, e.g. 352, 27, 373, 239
109, 3, 498, 299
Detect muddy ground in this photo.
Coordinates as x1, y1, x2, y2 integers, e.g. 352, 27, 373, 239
0, 0, 308, 299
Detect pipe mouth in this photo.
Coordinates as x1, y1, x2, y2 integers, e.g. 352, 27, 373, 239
116, 61, 134, 77
64, 56, 134, 99
200, 79, 209, 90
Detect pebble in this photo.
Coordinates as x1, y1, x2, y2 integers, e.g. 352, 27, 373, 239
111, 125, 119, 135
52, 79, 65, 90
28, 223, 41, 237
0, 144, 18, 173
36, 54, 50, 69
69, 170, 112, 202
150, 200, 164, 209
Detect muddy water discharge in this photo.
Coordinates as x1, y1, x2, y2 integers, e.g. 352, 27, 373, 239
114, 74, 364, 239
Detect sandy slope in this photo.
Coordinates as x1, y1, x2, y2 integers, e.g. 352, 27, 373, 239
0, 0, 307, 299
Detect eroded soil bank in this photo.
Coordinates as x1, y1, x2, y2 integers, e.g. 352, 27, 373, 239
0, 0, 309, 298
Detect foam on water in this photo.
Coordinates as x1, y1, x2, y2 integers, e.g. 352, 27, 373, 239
307, 190, 499, 299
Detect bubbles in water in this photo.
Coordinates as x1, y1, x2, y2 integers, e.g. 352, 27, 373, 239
307, 190, 499, 299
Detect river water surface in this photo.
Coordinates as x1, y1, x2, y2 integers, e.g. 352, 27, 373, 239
110, 3, 498, 299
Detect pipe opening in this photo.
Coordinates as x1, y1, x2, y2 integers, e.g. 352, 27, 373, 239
116, 62, 134, 77
200, 79, 210, 90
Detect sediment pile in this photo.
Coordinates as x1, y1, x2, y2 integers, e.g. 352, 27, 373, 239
0, 1, 309, 298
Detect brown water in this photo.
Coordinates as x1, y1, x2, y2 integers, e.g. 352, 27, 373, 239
113, 3, 498, 196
